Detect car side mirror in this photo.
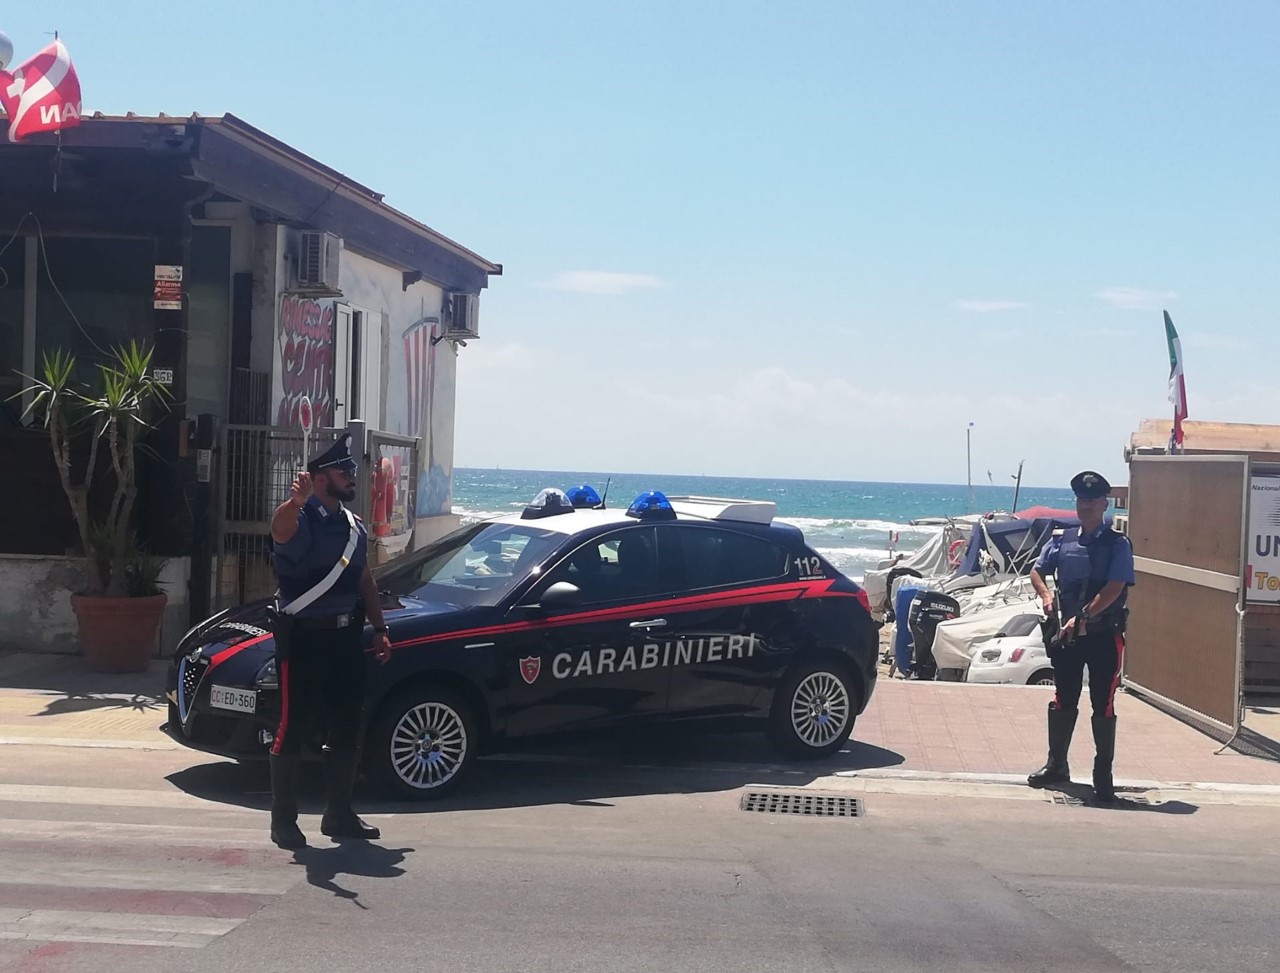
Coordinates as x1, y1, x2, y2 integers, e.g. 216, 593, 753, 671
525, 581, 584, 611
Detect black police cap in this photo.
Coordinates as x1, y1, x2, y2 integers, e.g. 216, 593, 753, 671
308, 433, 358, 476
1070, 470, 1111, 500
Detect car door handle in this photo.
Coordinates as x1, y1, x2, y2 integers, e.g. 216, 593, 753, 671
629, 618, 667, 629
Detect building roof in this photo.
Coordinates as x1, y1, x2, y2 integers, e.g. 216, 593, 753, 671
1128, 419, 1280, 461
0, 112, 502, 291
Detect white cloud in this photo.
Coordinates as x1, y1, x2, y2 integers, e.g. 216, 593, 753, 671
954, 299, 1029, 312
1097, 287, 1178, 311
535, 271, 669, 295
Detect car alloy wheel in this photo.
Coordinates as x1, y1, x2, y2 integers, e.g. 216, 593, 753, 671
370, 686, 477, 799
769, 661, 858, 759
390, 701, 468, 790
790, 671, 851, 749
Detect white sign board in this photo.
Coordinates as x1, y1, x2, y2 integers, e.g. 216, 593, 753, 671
1246, 475, 1280, 602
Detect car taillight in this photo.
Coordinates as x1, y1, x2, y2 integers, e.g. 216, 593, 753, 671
1010, 647, 1026, 663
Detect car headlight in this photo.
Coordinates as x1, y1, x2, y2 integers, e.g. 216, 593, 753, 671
254, 658, 278, 689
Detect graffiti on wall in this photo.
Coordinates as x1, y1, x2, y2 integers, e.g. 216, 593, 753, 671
277, 295, 334, 428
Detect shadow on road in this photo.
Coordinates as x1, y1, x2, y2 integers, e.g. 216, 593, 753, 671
164, 726, 907, 814
289, 843, 414, 907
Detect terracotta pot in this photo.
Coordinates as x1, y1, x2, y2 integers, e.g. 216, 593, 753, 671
70, 593, 168, 673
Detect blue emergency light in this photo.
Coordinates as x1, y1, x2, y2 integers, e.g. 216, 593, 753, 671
626, 491, 676, 520
522, 487, 576, 519
566, 484, 603, 509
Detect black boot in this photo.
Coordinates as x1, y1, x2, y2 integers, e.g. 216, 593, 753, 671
1092, 715, 1117, 804
1028, 704, 1077, 787
269, 753, 307, 849
320, 749, 380, 840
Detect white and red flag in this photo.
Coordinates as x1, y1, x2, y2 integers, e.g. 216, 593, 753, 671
0, 39, 82, 142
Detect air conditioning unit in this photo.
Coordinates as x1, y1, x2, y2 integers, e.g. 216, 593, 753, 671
443, 293, 479, 339
296, 231, 342, 291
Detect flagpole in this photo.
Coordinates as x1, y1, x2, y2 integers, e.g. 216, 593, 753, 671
966, 422, 974, 513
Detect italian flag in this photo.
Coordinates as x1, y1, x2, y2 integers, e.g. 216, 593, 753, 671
1164, 310, 1188, 451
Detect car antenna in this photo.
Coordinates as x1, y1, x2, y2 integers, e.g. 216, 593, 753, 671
598, 477, 611, 509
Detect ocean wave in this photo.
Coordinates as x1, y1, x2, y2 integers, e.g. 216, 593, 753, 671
777, 516, 942, 535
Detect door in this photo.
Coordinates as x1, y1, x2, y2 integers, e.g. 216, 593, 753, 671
500, 526, 676, 737
660, 525, 795, 718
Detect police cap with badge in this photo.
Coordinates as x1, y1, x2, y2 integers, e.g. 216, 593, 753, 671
1070, 470, 1110, 500
308, 433, 359, 477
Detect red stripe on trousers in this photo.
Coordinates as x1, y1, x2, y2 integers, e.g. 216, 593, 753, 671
270, 659, 290, 755
1106, 634, 1125, 718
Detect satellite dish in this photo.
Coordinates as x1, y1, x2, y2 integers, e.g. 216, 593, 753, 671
0, 32, 14, 72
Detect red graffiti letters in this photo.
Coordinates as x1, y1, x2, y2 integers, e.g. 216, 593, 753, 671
277, 295, 335, 427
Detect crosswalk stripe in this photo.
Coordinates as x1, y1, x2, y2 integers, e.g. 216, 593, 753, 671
0, 817, 270, 846
0, 783, 239, 810
0, 908, 238, 942
0, 854, 296, 896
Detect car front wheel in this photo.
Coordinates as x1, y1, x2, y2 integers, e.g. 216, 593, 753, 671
368, 686, 477, 799
768, 660, 857, 759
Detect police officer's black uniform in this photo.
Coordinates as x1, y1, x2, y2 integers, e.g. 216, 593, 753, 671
1028, 471, 1136, 803
268, 434, 381, 848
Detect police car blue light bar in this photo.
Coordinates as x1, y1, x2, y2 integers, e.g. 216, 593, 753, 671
626, 491, 676, 520
566, 484, 603, 509
522, 487, 576, 519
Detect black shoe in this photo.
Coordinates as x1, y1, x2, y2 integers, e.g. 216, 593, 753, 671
1028, 704, 1078, 788
1092, 714, 1118, 804
321, 811, 381, 840
269, 753, 307, 848
321, 748, 380, 840
271, 819, 308, 849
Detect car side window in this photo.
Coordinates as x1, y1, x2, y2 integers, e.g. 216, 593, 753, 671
671, 526, 789, 589
544, 527, 669, 604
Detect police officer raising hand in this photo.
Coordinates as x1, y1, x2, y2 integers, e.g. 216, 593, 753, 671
264, 433, 391, 849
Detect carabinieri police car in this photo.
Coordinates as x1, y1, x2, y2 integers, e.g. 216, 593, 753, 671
166, 487, 880, 798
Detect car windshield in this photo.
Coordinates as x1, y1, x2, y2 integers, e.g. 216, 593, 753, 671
379, 521, 565, 607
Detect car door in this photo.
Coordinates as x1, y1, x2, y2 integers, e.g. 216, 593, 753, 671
498, 525, 678, 738
659, 524, 795, 718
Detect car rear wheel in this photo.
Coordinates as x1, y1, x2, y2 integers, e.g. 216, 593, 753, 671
1027, 669, 1057, 687
368, 686, 477, 800
768, 660, 857, 759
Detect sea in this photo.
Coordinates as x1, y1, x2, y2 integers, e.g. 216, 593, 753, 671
452, 469, 1077, 582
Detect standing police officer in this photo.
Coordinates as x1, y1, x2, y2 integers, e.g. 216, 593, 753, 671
267, 433, 393, 848
1027, 470, 1135, 803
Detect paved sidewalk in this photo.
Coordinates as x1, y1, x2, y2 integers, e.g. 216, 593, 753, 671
2, 651, 1279, 787
859, 679, 1280, 786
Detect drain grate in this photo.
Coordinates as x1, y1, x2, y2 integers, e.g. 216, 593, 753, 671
740, 790, 863, 818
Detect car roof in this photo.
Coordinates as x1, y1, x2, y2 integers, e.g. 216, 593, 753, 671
486, 495, 789, 539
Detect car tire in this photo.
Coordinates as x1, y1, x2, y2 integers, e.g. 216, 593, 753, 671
767, 659, 858, 759
1027, 669, 1056, 687
367, 685, 477, 800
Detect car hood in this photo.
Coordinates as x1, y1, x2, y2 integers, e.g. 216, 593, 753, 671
179, 593, 488, 684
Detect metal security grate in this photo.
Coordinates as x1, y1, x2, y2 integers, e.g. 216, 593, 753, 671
740, 791, 863, 818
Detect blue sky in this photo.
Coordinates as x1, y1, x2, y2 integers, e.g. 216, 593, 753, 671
7, 2, 1277, 487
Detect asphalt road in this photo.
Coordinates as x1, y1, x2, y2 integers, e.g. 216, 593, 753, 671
0, 735, 1277, 973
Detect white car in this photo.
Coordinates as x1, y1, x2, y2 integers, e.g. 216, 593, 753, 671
964, 613, 1057, 686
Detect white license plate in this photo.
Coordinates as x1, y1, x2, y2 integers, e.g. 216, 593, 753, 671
209, 685, 257, 714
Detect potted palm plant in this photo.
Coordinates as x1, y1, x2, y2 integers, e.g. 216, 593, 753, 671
17, 341, 171, 672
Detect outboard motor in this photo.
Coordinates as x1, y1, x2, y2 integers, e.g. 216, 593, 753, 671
907, 591, 961, 680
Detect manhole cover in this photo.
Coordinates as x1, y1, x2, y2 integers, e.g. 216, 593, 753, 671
739, 790, 863, 818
